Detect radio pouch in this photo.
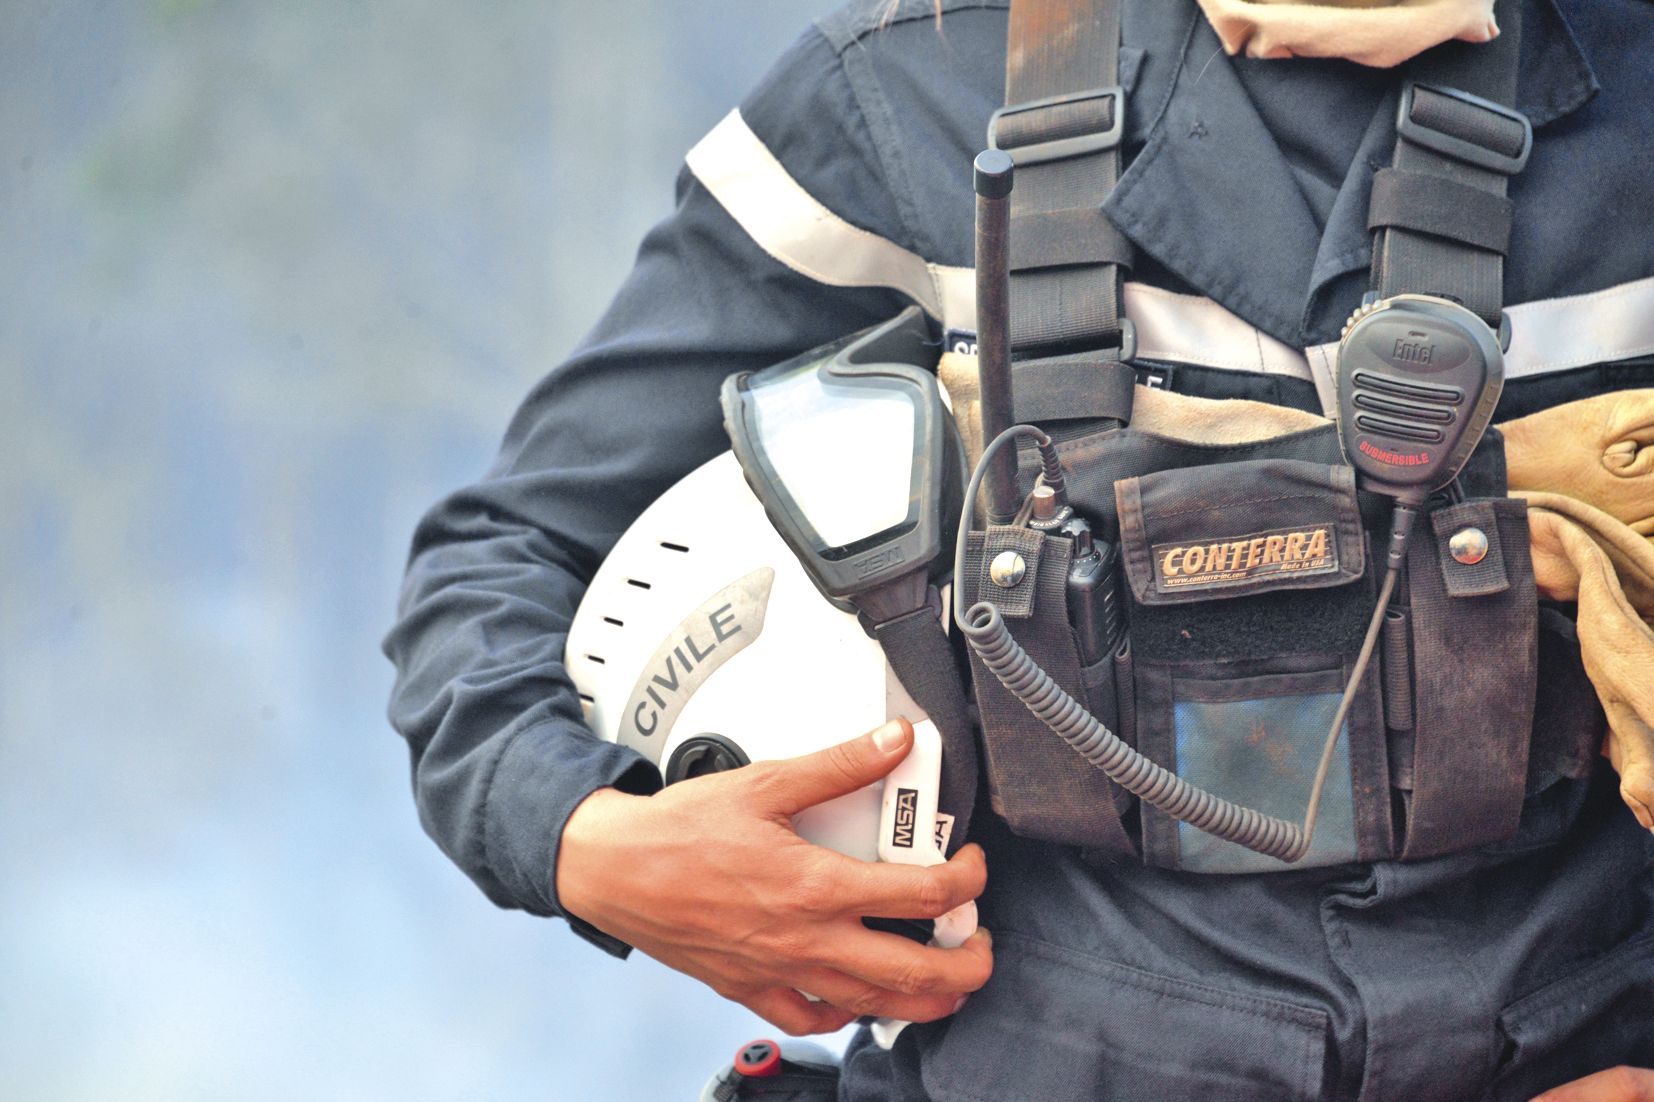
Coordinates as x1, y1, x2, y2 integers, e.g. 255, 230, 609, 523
962, 525, 1137, 857
1115, 458, 1394, 872
1395, 496, 1538, 858
957, 391, 1543, 869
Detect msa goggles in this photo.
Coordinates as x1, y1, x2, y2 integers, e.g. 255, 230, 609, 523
721, 308, 963, 622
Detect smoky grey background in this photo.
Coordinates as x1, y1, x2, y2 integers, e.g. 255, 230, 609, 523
1, 1, 844, 1098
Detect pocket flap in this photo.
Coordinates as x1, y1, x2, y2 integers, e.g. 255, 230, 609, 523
1116, 459, 1366, 606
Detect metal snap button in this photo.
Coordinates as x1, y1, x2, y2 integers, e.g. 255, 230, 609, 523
990, 551, 1027, 588
1449, 527, 1489, 565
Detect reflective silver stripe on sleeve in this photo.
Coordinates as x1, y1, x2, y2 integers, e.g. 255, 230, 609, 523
685, 110, 971, 324
1127, 283, 1313, 379
687, 111, 1654, 408
682, 112, 1309, 374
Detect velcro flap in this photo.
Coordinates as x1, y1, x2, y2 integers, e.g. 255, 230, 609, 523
1116, 460, 1366, 605
1010, 207, 1135, 272
1366, 167, 1514, 255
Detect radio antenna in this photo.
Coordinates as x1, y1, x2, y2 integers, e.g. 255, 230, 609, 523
973, 149, 1018, 525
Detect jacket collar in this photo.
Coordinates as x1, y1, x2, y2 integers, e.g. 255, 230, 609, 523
1107, 0, 1598, 348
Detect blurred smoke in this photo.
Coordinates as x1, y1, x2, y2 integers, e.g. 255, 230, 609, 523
0, 2, 840, 1098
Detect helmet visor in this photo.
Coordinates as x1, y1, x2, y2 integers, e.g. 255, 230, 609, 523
722, 309, 950, 603
742, 352, 917, 553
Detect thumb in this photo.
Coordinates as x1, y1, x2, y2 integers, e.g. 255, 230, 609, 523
759, 718, 914, 815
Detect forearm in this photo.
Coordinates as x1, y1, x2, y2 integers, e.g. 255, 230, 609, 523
383, 22, 918, 944
385, 246, 904, 931
385, 483, 665, 946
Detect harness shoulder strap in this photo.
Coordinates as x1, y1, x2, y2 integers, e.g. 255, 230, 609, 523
1369, 0, 1531, 330
992, 0, 1136, 423
968, 0, 1139, 860
1364, 0, 1539, 861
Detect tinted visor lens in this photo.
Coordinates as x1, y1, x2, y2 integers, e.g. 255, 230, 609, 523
742, 354, 918, 554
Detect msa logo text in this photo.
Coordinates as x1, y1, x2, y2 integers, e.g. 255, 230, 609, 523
891, 788, 918, 848
854, 545, 906, 579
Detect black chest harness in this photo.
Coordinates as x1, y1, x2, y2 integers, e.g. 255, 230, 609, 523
719, 0, 1579, 874
943, 0, 1555, 872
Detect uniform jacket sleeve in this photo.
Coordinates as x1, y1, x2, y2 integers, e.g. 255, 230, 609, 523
382, 23, 915, 955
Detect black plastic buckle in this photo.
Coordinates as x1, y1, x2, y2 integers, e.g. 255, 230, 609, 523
989, 86, 1124, 166
1396, 82, 1533, 175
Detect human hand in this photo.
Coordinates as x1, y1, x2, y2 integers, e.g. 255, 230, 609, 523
556, 718, 994, 1035
1531, 1066, 1654, 1101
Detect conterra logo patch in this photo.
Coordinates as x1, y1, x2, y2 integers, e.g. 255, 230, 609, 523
1152, 525, 1336, 592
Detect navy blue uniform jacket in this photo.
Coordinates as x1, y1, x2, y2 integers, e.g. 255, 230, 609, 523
385, 2, 1654, 1097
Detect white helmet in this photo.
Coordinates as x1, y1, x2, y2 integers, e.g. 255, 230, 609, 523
565, 311, 974, 948
565, 449, 953, 864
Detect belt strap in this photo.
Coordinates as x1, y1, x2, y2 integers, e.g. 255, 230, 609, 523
1369, 0, 1530, 329
995, 0, 1132, 362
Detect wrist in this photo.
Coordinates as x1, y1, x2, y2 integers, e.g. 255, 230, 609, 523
556, 786, 645, 923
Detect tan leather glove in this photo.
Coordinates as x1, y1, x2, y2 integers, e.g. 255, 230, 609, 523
1521, 493, 1654, 831
1195, 0, 1498, 68
1503, 390, 1654, 831
1503, 389, 1654, 537
936, 352, 1325, 471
